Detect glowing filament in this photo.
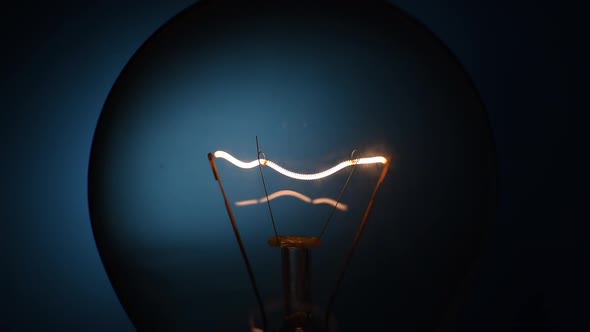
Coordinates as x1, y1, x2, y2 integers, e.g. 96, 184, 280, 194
235, 190, 348, 211
213, 150, 387, 181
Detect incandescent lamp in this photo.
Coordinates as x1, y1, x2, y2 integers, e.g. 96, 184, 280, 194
88, 1, 497, 331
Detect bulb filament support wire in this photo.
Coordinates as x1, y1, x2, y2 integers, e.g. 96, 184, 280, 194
208, 153, 268, 331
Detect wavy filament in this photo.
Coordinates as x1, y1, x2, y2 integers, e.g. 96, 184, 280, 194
213, 150, 386, 181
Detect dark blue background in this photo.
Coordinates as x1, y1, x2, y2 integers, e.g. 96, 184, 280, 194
3, 1, 586, 331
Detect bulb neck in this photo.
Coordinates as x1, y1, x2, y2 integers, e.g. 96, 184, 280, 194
268, 236, 326, 332
281, 246, 314, 332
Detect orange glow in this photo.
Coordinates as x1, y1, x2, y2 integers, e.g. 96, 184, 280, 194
213, 150, 387, 181
235, 189, 348, 211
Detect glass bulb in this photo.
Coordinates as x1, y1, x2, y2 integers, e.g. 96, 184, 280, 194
88, 1, 497, 331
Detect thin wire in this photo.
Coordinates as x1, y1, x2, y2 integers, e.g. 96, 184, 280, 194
256, 136, 280, 240
324, 158, 390, 330
207, 153, 268, 332
319, 150, 360, 239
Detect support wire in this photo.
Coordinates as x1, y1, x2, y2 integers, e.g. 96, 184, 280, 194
208, 153, 268, 332
319, 149, 360, 239
324, 158, 391, 330
256, 136, 280, 240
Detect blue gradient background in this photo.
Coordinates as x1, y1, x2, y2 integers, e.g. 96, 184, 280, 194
3, 1, 586, 331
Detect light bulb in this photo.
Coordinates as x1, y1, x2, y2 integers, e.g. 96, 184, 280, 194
88, 1, 497, 331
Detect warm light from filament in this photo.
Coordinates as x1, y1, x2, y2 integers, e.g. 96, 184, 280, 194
213, 150, 387, 181
235, 190, 348, 211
